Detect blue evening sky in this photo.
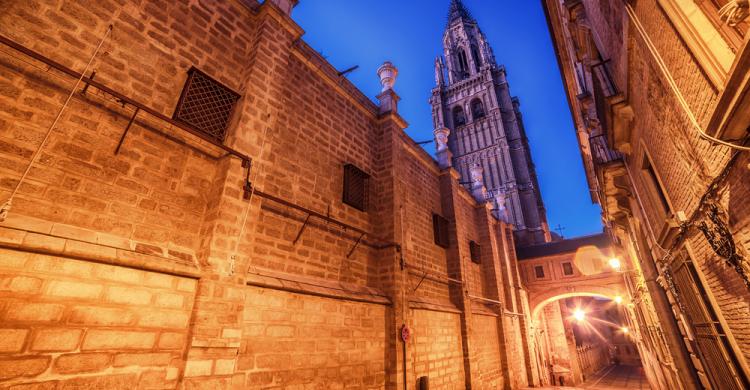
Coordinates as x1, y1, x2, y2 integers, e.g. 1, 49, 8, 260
293, 0, 603, 238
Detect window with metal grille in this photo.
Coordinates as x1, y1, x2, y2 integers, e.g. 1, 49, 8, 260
432, 213, 450, 248
562, 262, 574, 276
534, 265, 545, 279
469, 240, 481, 263
173, 67, 240, 142
670, 252, 750, 389
343, 164, 369, 211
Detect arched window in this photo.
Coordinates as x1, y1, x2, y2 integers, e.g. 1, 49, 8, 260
452, 106, 466, 127
471, 44, 482, 72
471, 99, 485, 120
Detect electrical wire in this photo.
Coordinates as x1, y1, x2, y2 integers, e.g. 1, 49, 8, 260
625, 4, 750, 152
234, 114, 272, 276
0, 25, 113, 222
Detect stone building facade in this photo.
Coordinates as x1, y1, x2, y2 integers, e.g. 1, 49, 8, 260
430, 0, 551, 246
0, 0, 541, 389
542, 0, 750, 389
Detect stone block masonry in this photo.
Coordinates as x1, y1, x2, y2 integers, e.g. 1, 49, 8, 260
0, 0, 534, 389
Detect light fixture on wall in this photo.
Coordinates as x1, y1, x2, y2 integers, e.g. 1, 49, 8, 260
608, 257, 622, 270
614, 295, 623, 304
621, 326, 630, 334
573, 309, 586, 322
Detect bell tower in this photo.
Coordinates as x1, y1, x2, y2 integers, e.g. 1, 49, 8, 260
431, 0, 551, 245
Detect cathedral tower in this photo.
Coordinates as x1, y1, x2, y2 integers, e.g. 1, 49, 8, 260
430, 0, 550, 245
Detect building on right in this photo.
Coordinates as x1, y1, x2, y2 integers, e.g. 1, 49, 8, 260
541, 1, 750, 390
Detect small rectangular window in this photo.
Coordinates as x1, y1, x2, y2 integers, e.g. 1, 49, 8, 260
173, 67, 241, 142
433, 213, 450, 248
562, 262, 574, 276
641, 154, 671, 216
469, 241, 481, 263
534, 265, 545, 279
342, 164, 370, 211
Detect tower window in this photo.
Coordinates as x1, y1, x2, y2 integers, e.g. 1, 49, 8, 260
457, 49, 469, 77
534, 265, 545, 279
432, 213, 450, 248
562, 262, 574, 276
452, 106, 466, 127
343, 164, 370, 211
173, 67, 240, 142
470, 99, 485, 120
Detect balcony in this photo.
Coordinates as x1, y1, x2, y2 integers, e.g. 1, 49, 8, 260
589, 134, 622, 165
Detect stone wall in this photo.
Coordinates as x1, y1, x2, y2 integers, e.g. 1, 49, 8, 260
472, 314, 504, 389
238, 286, 386, 388
0, 248, 195, 388
0, 0, 533, 389
543, 0, 750, 387
411, 309, 466, 389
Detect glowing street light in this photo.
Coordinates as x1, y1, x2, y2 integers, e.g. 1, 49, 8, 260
573, 308, 586, 322
621, 326, 630, 334
614, 295, 623, 304
608, 257, 622, 270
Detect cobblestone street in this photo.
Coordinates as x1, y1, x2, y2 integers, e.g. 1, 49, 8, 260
526, 365, 650, 390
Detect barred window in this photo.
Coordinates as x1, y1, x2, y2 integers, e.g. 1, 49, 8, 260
469, 240, 481, 263
173, 67, 240, 142
534, 265, 545, 279
433, 213, 450, 248
343, 164, 369, 211
562, 262, 574, 276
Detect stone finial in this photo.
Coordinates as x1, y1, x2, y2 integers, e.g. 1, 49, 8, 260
494, 192, 509, 222
434, 127, 449, 152
267, 0, 298, 15
377, 61, 398, 92
377, 62, 399, 114
434, 127, 452, 169
469, 164, 488, 202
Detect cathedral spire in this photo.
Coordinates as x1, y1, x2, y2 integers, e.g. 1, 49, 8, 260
447, 0, 474, 25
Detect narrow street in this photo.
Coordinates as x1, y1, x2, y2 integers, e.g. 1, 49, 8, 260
526, 365, 650, 390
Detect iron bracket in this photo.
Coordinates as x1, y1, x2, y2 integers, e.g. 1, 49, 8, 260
292, 213, 311, 245
81, 70, 96, 94
242, 160, 253, 200
114, 107, 140, 155
346, 232, 365, 259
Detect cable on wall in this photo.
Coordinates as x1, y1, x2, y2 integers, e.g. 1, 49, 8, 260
0, 25, 113, 222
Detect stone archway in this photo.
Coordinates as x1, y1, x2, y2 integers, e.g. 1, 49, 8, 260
530, 285, 624, 320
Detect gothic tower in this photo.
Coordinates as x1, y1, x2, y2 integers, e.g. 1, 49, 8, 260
430, 0, 551, 245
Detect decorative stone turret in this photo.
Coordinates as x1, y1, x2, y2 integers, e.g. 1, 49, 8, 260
434, 127, 452, 169
377, 61, 399, 114
469, 164, 488, 203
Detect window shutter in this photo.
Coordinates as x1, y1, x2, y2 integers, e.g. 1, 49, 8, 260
432, 214, 450, 248
343, 164, 369, 211
469, 240, 481, 263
